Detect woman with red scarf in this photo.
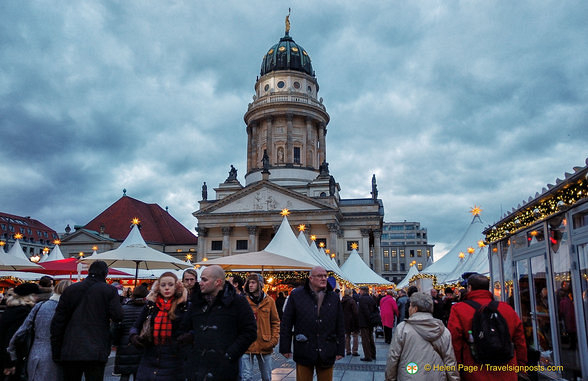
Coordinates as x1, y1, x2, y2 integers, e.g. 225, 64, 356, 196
130, 272, 188, 381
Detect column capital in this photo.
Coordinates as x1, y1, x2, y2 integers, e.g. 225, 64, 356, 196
247, 225, 258, 235
360, 228, 371, 237
326, 223, 339, 233
372, 229, 382, 237
286, 113, 294, 122
221, 227, 233, 236
196, 226, 208, 237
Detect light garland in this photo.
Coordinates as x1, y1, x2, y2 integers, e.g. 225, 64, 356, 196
485, 178, 588, 243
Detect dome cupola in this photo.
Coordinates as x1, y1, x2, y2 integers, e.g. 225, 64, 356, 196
260, 15, 313, 77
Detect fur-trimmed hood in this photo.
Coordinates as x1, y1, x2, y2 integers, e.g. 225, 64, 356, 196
6, 293, 36, 307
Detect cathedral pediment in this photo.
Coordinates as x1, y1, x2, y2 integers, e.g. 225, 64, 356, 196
195, 181, 335, 215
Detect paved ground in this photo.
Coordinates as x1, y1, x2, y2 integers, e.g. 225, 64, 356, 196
105, 334, 389, 381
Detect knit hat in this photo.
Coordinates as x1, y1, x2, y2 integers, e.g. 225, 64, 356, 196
14, 283, 40, 296
246, 273, 264, 285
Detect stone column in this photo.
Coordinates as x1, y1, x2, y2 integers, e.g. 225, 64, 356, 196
266, 117, 273, 164
286, 113, 293, 164
305, 117, 313, 168
326, 223, 339, 260
360, 228, 371, 265
196, 226, 208, 261
373, 229, 382, 274
246, 124, 252, 172
251, 123, 258, 170
222, 227, 232, 256
247, 225, 258, 252
318, 123, 326, 164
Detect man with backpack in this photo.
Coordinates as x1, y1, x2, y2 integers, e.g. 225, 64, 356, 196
447, 273, 527, 380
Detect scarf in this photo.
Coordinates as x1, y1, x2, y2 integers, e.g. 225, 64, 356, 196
153, 296, 173, 345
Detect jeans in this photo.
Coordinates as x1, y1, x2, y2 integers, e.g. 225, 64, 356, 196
241, 353, 272, 381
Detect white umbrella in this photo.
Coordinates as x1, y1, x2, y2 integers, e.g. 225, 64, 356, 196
81, 224, 191, 285
195, 250, 315, 272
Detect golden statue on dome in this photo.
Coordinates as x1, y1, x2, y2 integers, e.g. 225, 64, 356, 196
285, 8, 291, 34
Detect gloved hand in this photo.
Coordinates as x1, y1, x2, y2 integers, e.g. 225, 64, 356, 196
176, 332, 194, 345
129, 334, 144, 348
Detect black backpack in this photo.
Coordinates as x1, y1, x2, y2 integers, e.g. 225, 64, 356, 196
464, 300, 514, 365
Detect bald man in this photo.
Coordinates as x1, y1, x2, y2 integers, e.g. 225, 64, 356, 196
280, 266, 345, 381
180, 265, 257, 381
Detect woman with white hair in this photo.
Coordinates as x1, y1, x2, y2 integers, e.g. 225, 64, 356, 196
385, 292, 459, 381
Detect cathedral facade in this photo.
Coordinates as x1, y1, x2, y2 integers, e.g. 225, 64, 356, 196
194, 26, 385, 274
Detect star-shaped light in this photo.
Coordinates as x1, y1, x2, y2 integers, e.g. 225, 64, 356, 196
132, 217, 141, 225
280, 209, 290, 216
14, 233, 23, 240
310, 235, 317, 241
458, 252, 465, 259
53, 239, 61, 245
470, 205, 483, 216
0, 241, 5, 247
477, 240, 486, 248
467, 247, 475, 254
325, 249, 330, 254
186, 254, 193, 261
351, 242, 359, 250
298, 224, 306, 232
319, 242, 325, 248
92, 246, 98, 251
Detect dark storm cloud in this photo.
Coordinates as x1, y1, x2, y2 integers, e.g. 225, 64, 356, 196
1, 1, 587, 258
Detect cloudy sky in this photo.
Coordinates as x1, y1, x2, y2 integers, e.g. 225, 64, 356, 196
1, 1, 586, 258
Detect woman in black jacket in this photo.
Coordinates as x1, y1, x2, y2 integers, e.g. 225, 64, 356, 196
130, 273, 188, 381
112, 284, 149, 381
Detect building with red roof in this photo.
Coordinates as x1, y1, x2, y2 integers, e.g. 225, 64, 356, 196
60, 193, 197, 260
0, 212, 59, 260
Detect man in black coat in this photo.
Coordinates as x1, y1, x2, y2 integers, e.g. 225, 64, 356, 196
358, 286, 377, 362
280, 266, 344, 381
50, 260, 123, 381
180, 265, 256, 381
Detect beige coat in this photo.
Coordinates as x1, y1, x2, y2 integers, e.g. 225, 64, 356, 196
245, 293, 280, 354
385, 312, 460, 381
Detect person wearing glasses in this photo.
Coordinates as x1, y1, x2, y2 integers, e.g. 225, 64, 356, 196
280, 266, 344, 381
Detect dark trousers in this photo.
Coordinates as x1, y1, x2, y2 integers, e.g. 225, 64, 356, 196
360, 327, 376, 360
62, 361, 105, 381
384, 326, 393, 344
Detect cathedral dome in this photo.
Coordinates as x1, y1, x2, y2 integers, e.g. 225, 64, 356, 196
260, 33, 314, 77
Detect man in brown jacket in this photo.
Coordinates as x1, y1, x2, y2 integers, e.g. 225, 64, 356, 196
241, 274, 280, 381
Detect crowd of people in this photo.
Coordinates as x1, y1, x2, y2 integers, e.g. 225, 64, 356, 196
0, 263, 531, 381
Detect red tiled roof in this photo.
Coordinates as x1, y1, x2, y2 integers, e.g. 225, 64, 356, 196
0, 212, 59, 241
83, 196, 197, 245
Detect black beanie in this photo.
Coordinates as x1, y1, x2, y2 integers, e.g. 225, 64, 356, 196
88, 260, 109, 279
14, 283, 40, 296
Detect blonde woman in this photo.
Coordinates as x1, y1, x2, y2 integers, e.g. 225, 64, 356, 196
130, 272, 188, 381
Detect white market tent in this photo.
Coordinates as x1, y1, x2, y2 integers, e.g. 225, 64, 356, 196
423, 213, 487, 285
340, 248, 392, 285
396, 264, 420, 289
7, 240, 31, 261
40, 244, 65, 263
263, 216, 322, 267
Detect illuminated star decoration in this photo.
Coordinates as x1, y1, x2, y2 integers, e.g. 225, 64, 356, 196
477, 240, 486, 248
132, 217, 141, 225
53, 239, 61, 245
319, 242, 325, 248
280, 209, 290, 216
0, 241, 5, 246
298, 224, 306, 232
470, 205, 483, 216
467, 247, 475, 254
459, 252, 465, 259
14, 233, 23, 240
310, 235, 317, 241
351, 242, 359, 250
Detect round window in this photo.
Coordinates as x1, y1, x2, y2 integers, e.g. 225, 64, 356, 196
264, 84, 270, 91
277, 81, 285, 89
293, 82, 300, 89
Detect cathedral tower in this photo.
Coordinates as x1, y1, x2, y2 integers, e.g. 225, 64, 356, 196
244, 22, 330, 189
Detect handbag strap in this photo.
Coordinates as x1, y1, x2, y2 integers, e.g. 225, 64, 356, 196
29, 300, 47, 345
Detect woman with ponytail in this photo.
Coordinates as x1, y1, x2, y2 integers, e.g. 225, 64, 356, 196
129, 272, 188, 381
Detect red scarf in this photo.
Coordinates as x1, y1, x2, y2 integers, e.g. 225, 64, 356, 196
153, 296, 173, 345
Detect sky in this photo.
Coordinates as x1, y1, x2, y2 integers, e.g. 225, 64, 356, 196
1, 1, 587, 259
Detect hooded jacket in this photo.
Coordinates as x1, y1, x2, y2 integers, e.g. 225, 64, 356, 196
244, 291, 280, 355
386, 312, 459, 381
